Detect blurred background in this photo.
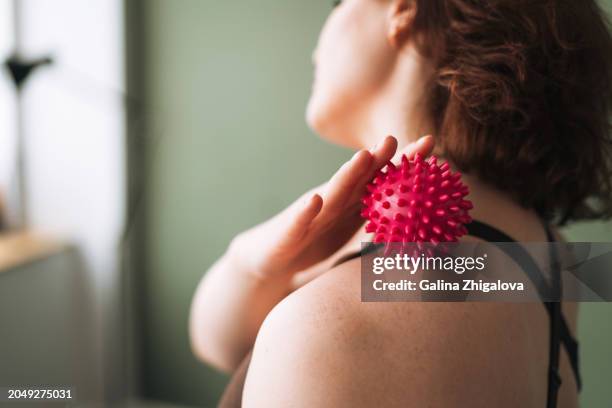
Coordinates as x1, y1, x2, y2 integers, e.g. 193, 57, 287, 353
0, 0, 610, 407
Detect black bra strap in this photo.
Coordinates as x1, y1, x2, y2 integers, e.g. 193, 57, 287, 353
546, 300, 563, 408
545, 228, 563, 408
466, 220, 581, 398
561, 318, 582, 389
466, 221, 553, 298
465, 219, 517, 243
332, 242, 381, 267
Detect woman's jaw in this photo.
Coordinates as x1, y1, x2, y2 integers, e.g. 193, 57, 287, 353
306, 43, 436, 151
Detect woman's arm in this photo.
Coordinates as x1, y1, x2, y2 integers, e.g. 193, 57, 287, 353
189, 240, 294, 371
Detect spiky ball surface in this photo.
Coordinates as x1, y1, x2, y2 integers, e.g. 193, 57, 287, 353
361, 154, 473, 245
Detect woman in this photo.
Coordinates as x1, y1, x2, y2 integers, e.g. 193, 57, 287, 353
189, 0, 612, 406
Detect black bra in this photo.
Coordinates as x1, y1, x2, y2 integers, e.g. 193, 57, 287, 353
337, 220, 581, 408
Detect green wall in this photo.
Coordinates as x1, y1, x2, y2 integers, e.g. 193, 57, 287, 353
563, 222, 612, 408
140, 1, 348, 406
139, 1, 612, 406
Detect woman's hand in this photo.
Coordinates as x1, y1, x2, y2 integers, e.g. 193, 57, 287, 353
229, 134, 435, 282
190, 134, 435, 371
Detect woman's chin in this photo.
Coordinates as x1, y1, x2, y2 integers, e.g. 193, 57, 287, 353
306, 110, 337, 144
305, 95, 325, 130
306, 102, 342, 144
306, 96, 364, 148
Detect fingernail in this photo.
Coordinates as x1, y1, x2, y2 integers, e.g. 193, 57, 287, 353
370, 137, 386, 152
417, 134, 432, 145
351, 149, 363, 160
304, 194, 316, 207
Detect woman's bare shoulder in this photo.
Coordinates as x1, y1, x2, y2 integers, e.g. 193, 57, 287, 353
242, 258, 547, 407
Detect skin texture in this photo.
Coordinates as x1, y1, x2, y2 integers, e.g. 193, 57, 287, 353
244, 255, 579, 408
190, 0, 580, 406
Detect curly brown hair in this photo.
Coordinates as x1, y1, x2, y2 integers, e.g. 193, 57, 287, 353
411, 0, 612, 225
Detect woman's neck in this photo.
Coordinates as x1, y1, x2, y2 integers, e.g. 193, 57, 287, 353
460, 173, 548, 241
356, 52, 436, 151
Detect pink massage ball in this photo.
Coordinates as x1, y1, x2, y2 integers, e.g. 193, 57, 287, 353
361, 153, 473, 245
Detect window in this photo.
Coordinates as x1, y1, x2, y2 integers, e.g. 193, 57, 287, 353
0, 0, 17, 229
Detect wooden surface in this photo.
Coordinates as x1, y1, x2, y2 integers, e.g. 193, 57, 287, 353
0, 230, 65, 273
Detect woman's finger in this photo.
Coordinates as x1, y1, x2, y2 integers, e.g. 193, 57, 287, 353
284, 193, 323, 241
319, 149, 373, 216
366, 135, 399, 179
395, 134, 435, 161
345, 135, 398, 203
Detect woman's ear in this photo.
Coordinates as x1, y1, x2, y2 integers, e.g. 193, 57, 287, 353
387, 0, 417, 49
